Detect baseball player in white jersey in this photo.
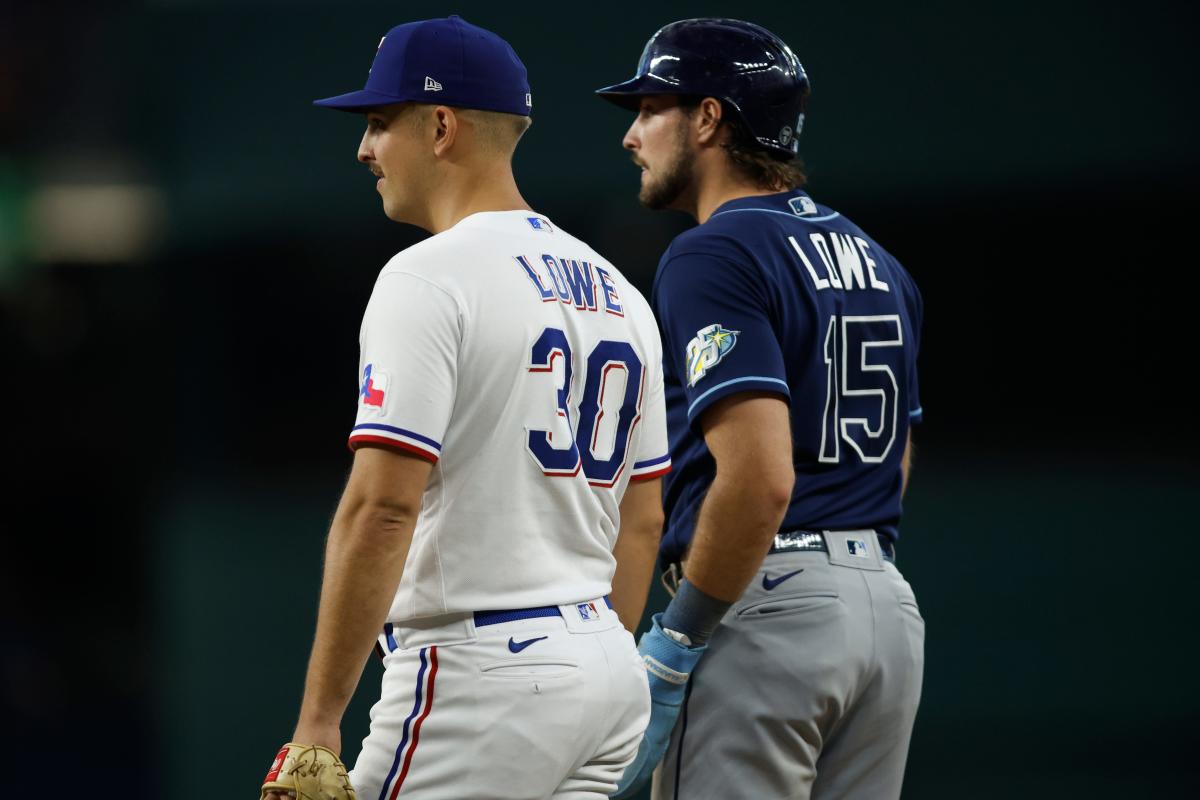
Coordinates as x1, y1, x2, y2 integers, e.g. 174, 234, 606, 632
260, 16, 670, 800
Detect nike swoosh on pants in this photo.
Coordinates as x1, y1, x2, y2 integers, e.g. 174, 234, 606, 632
508, 636, 548, 653
762, 568, 805, 590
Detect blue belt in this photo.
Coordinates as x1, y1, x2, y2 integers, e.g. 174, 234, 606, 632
474, 596, 614, 627
376, 597, 615, 659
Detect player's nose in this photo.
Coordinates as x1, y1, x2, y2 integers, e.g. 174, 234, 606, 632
622, 121, 639, 151
357, 128, 373, 163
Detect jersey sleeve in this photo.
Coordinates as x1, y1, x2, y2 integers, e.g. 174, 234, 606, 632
898, 266, 924, 425
348, 271, 461, 461
654, 249, 789, 429
629, 354, 671, 482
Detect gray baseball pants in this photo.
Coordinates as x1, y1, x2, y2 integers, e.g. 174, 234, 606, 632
652, 531, 925, 800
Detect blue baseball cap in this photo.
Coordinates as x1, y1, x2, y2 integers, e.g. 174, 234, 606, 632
314, 16, 532, 116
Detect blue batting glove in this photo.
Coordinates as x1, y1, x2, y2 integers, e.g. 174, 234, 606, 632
612, 613, 707, 799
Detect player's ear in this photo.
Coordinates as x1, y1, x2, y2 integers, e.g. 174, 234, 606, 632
432, 106, 458, 158
694, 97, 724, 146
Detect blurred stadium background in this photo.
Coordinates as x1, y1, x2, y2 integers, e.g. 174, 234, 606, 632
2, 0, 1197, 796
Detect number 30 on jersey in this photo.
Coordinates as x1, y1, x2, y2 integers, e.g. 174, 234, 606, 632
526, 327, 645, 487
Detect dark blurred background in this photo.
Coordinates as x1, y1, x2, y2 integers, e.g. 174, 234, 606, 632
2, 0, 1197, 797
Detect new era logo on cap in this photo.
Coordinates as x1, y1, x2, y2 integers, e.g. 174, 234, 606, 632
424, 76, 443, 92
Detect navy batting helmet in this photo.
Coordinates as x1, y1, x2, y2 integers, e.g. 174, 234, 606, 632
595, 18, 810, 157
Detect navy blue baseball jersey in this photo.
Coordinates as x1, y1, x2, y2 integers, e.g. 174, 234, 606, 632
654, 189, 923, 568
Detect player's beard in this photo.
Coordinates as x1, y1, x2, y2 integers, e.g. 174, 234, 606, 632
639, 125, 694, 210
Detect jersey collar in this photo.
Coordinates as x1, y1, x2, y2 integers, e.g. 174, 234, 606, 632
708, 188, 813, 220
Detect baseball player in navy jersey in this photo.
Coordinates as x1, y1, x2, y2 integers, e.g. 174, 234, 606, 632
595, 18, 925, 800
260, 16, 673, 800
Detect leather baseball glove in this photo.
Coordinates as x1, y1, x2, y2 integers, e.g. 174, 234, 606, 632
260, 743, 357, 800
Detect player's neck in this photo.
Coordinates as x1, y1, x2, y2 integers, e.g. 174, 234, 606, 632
692, 174, 780, 225
425, 164, 531, 234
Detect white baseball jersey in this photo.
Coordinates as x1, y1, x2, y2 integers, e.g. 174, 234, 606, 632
349, 210, 670, 621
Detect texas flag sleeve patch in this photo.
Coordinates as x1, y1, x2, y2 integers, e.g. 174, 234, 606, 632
346, 271, 460, 464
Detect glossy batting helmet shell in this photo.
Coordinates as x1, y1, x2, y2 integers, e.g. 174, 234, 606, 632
596, 18, 810, 157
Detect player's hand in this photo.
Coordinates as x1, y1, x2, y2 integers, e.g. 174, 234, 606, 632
260, 742, 357, 800
612, 613, 707, 799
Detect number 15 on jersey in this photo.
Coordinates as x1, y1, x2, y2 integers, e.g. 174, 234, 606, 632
820, 314, 904, 464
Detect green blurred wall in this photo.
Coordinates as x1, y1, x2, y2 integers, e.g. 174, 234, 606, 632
115, 0, 1196, 244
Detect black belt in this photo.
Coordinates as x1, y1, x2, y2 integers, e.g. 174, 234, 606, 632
661, 530, 897, 596
770, 529, 895, 562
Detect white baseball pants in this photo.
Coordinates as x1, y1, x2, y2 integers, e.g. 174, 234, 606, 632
350, 597, 650, 800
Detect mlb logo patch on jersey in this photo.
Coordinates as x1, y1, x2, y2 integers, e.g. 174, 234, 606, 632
788, 195, 818, 216
576, 601, 599, 621
846, 539, 870, 558
526, 216, 553, 232
360, 363, 388, 412
686, 323, 740, 386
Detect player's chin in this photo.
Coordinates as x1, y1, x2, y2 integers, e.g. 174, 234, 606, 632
636, 174, 652, 203
638, 182, 669, 210
380, 197, 405, 223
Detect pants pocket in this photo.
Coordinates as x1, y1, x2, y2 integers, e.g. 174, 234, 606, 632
735, 591, 840, 620
478, 657, 580, 679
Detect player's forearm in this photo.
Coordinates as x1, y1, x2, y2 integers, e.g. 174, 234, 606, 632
296, 500, 416, 729
684, 470, 791, 603
610, 517, 662, 632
